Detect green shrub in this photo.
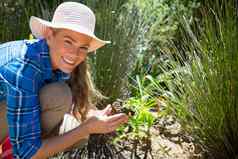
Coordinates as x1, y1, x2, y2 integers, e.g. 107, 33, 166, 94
128, 0, 200, 96
157, 0, 238, 158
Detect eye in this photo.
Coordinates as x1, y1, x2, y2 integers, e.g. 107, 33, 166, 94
64, 40, 73, 47
79, 46, 89, 52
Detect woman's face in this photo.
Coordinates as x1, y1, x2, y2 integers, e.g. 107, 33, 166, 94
46, 28, 92, 73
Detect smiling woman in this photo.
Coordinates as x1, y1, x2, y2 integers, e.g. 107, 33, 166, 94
0, 2, 128, 159
45, 28, 92, 73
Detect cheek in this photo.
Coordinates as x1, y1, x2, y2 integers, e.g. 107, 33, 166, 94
56, 48, 69, 61
76, 54, 87, 65
59, 48, 68, 56
81, 54, 88, 62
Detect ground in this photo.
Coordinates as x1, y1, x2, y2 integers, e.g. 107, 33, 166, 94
149, 116, 203, 159
50, 115, 204, 159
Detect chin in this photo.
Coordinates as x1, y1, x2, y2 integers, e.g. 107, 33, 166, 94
59, 67, 73, 74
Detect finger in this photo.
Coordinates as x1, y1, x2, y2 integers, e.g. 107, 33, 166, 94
102, 104, 112, 116
102, 116, 128, 133
108, 115, 128, 127
107, 119, 127, 132
106, 113, 128, 123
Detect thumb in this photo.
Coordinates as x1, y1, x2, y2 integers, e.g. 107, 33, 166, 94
102, 104, 112, 116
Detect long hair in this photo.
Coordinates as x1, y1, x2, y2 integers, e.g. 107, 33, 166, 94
68, 61, 103, 120
49, 28, 103, 120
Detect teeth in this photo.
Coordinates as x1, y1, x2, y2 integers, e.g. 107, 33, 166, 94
63, 57, 75, 65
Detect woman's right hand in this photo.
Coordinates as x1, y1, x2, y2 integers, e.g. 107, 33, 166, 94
84, 112, 128, 134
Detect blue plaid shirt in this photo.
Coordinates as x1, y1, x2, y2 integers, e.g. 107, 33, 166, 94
0, 39, 70, 159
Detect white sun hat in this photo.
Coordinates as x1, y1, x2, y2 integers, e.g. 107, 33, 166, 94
29, 2, 110, 52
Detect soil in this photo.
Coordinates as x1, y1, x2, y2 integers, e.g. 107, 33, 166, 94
148, 116, 204, 159
116, 115, 204, 159
51, 115, 204, 159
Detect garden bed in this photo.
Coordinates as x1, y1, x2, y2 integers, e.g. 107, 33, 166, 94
51, 115, 204, 159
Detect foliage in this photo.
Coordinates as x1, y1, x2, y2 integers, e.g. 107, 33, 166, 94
154, 0, 238, 158
128, 0, 200, 97
114, 75, 158, 158
0, 0, 27, 41
0, 0, 61, 42
83, 0, 145, 103
125, 1, 238, 158
129, 0, 199, 48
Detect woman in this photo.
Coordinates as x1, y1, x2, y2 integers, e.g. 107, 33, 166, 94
0, 2, 128, 159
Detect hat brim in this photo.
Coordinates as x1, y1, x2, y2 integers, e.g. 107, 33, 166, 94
29, 16, 110, 52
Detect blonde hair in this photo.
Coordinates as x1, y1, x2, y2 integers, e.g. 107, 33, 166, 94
50, 28, 104, 120
68, 61, 104, 120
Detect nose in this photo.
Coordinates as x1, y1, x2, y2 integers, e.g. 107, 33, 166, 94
67, 48, 80, 57
69, 48, 86, 57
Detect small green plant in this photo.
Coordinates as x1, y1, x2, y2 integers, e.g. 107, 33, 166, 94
114, 75, 158, 159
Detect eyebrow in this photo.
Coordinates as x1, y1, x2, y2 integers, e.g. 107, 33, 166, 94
64, 35, 90, 47
64, 35, 77, 43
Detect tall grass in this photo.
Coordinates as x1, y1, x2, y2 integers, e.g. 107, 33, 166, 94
84, 0, 146, 103
0, 0, 62, 42
128, 0, 200, 97
132, 0, 238, 158
153, 0, 238, 158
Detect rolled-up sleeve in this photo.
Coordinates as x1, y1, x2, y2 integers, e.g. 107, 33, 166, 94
1, 58, 43, 159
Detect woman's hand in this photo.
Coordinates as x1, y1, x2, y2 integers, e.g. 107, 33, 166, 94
84, 105, 128, 134
87, 104, 112, 118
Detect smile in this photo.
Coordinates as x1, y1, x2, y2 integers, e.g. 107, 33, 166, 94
62, 57, 76, 65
